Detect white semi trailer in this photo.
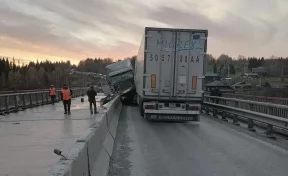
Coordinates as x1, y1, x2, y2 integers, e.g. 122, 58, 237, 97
134, 27, 208, 121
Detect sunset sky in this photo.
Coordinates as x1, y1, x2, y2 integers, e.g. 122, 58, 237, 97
0, 0, 288, 65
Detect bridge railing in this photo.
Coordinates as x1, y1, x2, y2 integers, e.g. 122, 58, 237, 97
223, 93, 288, 105
204, 95, 288, 118
203, 95, 288, 137
0, 88, 88, 114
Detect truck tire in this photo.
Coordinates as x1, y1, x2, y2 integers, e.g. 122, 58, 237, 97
139, 99, 144, 117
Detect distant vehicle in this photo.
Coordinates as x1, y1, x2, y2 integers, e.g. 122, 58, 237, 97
134, 27, 208, 121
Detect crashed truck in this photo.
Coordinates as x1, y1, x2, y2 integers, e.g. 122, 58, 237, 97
104, 59, 136, 104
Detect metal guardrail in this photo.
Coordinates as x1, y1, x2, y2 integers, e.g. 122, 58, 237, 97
0, 87, 84, 94
223, 93, 288, 105
203, 95, 288, 138
204, 95, 288, 118
0, 88, 88, 114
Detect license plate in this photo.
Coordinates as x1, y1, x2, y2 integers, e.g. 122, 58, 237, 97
169, 103, 176, 108
152, 115, 194, 121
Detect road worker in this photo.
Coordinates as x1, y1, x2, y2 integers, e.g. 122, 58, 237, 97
87, 85, 98, 114
61, 84, 73, 114
49, 85, 56, 105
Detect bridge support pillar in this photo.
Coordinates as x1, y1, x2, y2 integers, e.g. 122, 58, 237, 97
247, 119, 256, 132
265, 124, 276, 139
221, 112, 228, 122
232, 115, 240, 126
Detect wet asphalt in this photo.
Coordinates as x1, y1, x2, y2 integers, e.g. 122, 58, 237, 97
108, 105, 288, 176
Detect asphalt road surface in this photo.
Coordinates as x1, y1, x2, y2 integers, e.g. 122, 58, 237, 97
108, 105, 288, 176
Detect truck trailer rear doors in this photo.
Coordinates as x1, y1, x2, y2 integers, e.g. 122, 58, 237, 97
144, 29, 176, 97
144, 28, 207, 99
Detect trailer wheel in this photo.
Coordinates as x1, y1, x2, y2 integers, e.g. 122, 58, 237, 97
140, 107, 144, 117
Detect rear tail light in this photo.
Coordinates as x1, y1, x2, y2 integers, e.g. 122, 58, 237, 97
145, 105, 156, 109
192, 76, 197, 89
151, 74, 156, 88
190, 106, 199, 111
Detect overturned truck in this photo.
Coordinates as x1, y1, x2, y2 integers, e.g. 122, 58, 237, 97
104, 59, 136, 104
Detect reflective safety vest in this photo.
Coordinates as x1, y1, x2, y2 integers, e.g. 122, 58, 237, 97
50, 88, 56, 96
61, 88, 71, 100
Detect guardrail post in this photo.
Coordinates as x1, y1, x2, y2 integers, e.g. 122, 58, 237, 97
235, 101, 239, 108
22, 94, 27, 110
221, 112, 228, 122
14, 94, 19, 112
265, 124, 276, 139
232, 114, 240, 126
56, 91, 60, 102
35, 93, 39, 106
247, 119, 256, 132
213, 108, 218, 118
205, 106, 210, 115
200, 106, 205, 113
5, 96, 9, 114
29, 94, 33, 107
222, 100, 226, 106
267, 107, 272, 115
249, 103, 253, 111
46, 92, 49, 104
41, 93, 45, 105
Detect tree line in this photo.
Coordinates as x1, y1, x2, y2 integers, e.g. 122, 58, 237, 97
0, 58, 114, 90
0, 54, 287, 90
206, 54, 288, 77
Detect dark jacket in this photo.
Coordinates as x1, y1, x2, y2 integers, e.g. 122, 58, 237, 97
87, 88, 97, 102
60, 87, 73, 100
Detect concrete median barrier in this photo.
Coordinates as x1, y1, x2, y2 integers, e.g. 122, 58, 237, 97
49, 96, 122, 176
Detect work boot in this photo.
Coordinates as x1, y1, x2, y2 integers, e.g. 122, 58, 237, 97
94, 110, 98, 114
64, 112, 67, 114
68, 111, 71, 115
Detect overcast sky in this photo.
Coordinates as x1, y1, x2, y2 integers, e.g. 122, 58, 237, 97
0, 0, 288, 64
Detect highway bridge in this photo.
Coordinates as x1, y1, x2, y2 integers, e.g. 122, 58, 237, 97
0, 90, 288, 176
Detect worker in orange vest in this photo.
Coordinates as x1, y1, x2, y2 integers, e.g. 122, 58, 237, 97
61, 84, 73, 114
49, 85, 56, 105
